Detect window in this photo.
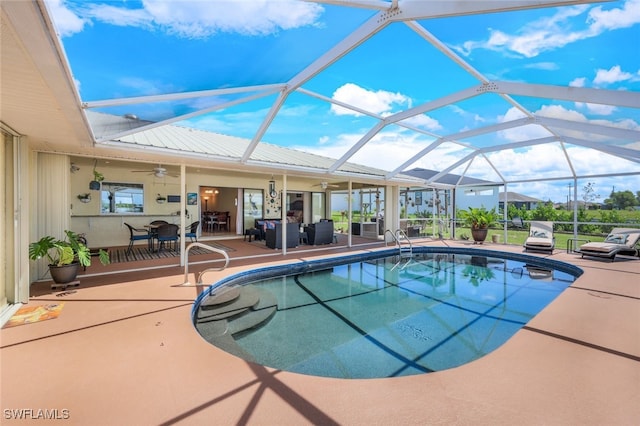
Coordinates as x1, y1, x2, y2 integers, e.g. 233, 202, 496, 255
101, 182, 144, 214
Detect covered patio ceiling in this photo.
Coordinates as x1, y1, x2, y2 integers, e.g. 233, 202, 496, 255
2, 0, 639, 196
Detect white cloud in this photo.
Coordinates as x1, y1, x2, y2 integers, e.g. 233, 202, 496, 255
399, 114, 442, 132
49, 0, 324, 38
330, 83, 411, 117
47, 0, 89, 36
582, 103, 617, 116
454, 0, 640, 58
593, 65, 636, 85
587, 0, 640, 33
569, 77, 586, 87
524, 62, 559, 71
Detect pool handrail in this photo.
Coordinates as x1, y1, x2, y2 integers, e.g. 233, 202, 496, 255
176, 242, 230, 286
385, 229, 413, 258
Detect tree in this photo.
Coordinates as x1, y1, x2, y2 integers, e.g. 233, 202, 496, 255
605, 190, 637, 210
581, 182, 600, 210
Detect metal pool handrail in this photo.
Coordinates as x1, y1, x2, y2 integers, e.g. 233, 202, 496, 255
385, 229, 413, 257
176, 242, 230, 286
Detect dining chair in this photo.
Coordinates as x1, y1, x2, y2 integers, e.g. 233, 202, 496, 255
156, 224, 179, 252
124, 223, 151, 255
185, 221, 200, 242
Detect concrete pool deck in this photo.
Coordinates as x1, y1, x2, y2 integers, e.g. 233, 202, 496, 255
1, 239, 638, 425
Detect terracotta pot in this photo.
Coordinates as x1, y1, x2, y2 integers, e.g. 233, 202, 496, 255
470, 227, 488, 244
49, 263, 79, 284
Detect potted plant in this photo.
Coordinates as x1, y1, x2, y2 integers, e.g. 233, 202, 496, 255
89, 160, 104, 190
458, 206, 499, 244
29, 230, 110, 284
156, 194, 167, 204
77, 193, 91, 203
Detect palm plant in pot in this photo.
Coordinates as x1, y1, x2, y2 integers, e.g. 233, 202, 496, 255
29, 230, 110, 283
458, 206, 499, 244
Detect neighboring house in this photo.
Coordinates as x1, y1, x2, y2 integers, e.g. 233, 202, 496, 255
500, 191, 543, 210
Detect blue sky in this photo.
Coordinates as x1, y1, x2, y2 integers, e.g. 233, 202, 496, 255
47, 0, 640, 203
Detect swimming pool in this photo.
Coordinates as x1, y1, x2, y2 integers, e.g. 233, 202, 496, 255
193, 247, 582, 379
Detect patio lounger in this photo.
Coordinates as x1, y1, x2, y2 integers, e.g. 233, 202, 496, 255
523, 221, 555, 253
577, 228, 640, 262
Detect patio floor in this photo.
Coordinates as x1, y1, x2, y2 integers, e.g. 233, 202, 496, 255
1, 237, 639, 425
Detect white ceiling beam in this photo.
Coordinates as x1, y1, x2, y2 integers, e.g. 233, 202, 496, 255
392, 0, 612, 21
491, 170, 639, 185
406, 21, 539, 126
327, 85, 483, 172
536, 116, 640, 140
304, 0, 391, 11
95, 87, 282, 142
297, 87, 440, 138
83, 84, 285, 108
328, 122, 386, 172
492, 81, 640, 108
241, 90, 289, 163
385, 117, 535, 179
563, 137, 640, 163
287, 13, 388, 91
427, 136, 558, 184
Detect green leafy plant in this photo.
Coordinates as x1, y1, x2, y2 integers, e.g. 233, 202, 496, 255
92, 169, 104, 182
458, 206, 499, 230
29, 230, 109, 267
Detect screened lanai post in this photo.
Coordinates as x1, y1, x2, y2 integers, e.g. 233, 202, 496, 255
179, 164, 187, 266
572, 178, 579, 239
348, 180, 353, 247
281, 174, 288, 256
451, 188, 457, 239
503, 184, 508, 244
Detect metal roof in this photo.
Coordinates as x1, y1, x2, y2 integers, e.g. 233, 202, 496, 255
88, 111, 424, 185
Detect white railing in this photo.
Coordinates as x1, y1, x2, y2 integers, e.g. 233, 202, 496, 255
176, 242, 230, 286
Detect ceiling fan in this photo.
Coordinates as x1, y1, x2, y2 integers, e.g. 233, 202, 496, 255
313, 182, 340, 190
131, 165, 178, 178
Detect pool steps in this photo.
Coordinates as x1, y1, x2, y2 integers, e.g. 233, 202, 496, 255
195, 285, 277, 359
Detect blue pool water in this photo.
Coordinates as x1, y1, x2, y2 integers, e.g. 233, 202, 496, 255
193, 248, 581, 379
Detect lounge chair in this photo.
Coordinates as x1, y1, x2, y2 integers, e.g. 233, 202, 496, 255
523, 221, 555, 253
577, 228, 640, 262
